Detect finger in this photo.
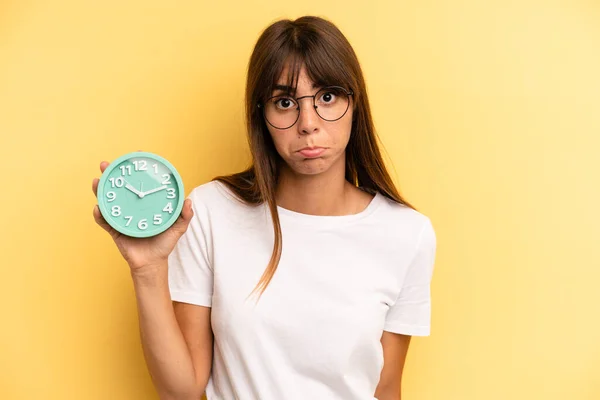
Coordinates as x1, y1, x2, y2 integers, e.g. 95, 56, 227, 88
93, 205, 116, 235
92, 178, 99, 197
172, 199, 194, 235
182, 199, 194, 220
100, 161, 109, 173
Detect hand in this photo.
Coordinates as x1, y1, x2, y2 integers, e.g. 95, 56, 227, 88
141, 185, 168, 197
92, 161, 194, 273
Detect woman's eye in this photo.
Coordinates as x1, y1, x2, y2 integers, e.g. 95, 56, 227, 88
320, 91, 337, 103
275, 97, 295, 109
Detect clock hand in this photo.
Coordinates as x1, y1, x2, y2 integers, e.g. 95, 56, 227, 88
141, 185, 168, 196
123, 180, 143, 198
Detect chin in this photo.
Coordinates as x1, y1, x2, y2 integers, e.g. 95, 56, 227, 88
288, 158, 333, 176
280, 149, 345, 177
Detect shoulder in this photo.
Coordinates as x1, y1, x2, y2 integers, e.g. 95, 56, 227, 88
375, 193, 432, 230
374, 193, 436, 250
186, 180, 265, 223
187, 180, 243, 207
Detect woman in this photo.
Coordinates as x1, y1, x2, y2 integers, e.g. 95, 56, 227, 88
92, 15, 437, 400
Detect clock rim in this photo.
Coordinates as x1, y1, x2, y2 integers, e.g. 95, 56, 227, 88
97, 151, 185, 238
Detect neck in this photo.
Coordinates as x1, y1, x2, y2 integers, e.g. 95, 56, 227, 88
275, 156, 362, 216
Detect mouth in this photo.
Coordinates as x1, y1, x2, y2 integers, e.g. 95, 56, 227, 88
297, 147, 327, 158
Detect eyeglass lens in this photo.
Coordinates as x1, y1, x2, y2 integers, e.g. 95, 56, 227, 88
263, 86, 351, 129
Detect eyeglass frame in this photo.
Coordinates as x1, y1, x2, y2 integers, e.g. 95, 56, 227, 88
257, 85, 354, 130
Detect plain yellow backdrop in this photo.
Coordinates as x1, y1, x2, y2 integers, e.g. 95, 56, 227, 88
1, 0, 599, 399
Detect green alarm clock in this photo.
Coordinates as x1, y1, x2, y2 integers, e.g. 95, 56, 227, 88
97, 151, 185, 238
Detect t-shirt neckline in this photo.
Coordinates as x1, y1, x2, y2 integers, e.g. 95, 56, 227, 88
276, 191, 383, 225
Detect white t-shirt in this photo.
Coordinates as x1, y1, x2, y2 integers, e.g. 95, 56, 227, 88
167, 180, 437, 400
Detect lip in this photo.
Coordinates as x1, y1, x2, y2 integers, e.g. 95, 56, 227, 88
298, 147, 326, 158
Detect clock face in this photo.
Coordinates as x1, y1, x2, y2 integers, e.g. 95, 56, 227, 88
97, 152, 184, 238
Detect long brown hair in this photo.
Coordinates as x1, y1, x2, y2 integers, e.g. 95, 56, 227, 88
213, 16, 416, 299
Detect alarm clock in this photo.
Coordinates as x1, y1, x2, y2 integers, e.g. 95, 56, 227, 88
97, 151, 185, 238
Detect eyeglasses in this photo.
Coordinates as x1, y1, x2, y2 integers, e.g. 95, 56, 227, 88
258, 86, 354, 130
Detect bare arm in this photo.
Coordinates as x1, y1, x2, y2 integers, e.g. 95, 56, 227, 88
374, 331, 411, 400
92, 160, 213, 399
132, 265, 213, 400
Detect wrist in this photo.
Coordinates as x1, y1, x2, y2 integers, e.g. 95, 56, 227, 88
130, 262, 168, 287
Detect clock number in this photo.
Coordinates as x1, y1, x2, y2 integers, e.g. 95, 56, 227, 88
152, 164, 158, 174
163, 202, 173, 214
124, 216, 133, 226
153, 214, 163, 225
138, 219, 148, 230
106, 191, 116, 202
133, 160, 148, 171
161, 174, 171, 185
119, 165, 132, 176
109, 177, 124, 188
166, 188, 176, 199
111, 205, 121, 217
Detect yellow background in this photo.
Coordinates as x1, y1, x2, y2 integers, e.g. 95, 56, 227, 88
1, 0, 599, 399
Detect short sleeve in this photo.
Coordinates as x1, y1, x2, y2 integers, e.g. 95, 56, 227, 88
384, 217, 437, 336
167, 193, 214, 307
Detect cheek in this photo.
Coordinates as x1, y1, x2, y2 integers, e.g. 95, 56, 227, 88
339, 110, 353, 141
268, 132, 289, 154
332, 119, 353, 149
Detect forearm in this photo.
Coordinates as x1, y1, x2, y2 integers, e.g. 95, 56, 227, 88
376, 394, 400, 400
131, 264, 203, 400
375, 384, 401, 400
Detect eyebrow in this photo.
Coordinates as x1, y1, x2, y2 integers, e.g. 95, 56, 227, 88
272, 83, 321, 94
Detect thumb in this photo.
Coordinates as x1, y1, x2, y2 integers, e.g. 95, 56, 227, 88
171, 199, 194, 235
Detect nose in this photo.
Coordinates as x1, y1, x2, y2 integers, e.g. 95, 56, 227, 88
296, 97, 320, 135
